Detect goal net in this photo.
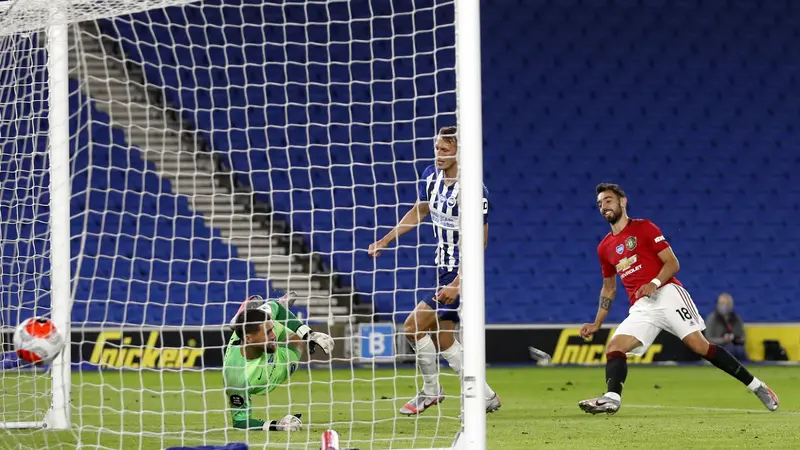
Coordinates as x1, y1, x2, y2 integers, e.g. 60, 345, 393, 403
0, 0, 486, 449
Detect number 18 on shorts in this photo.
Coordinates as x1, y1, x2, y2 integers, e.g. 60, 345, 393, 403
613, 284, 705, 357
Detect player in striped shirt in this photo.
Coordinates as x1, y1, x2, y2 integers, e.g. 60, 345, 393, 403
369, 126, 501, 416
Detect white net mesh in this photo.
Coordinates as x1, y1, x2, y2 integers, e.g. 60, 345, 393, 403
0, 30, 56, 432
1, 0, 462, 448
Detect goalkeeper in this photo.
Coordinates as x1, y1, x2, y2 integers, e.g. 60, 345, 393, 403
223, 292, 335, 431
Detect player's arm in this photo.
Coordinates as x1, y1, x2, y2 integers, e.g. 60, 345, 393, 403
653, 247, 680, 286
633, 247, 680, 299
580, 276, 616, 339
595, 276, 617, 325
582, 246, 617, 338
369, 201, 430, 255
266, 301, 334, 355
227, 295, 334, 354
634, 221, 680, 298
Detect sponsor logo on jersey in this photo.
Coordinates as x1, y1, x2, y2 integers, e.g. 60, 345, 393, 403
654, 235, 665, 244
616, 244, 624, 255
429, 208, 459, 230
615, 254, 638, 273
625, 236, 637, 251
229, 394, 245, 407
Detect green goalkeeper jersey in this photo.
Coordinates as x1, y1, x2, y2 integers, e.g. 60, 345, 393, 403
223, 301, 303, 429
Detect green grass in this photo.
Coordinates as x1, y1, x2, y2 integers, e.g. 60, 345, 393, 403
2, 365, 799, 449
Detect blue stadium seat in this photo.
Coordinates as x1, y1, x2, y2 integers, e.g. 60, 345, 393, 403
0, 73, 273, 327
84, 0, 800, 324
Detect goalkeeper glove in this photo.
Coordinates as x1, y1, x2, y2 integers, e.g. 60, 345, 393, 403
307, 330, 335, 355
294, 323, 335, 355
265, 413, 302, 432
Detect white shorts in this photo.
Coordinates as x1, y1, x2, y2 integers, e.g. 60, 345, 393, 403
613, 283, 706, 356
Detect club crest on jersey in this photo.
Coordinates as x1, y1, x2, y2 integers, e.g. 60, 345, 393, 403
615, 244, 624, 255
446, 196, 457, 208
625, 236, 637, 251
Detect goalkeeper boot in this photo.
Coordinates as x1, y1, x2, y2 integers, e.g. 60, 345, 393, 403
578, 395, 621, 415
277, 291, 299, 309
754, 383, 779, 411
399, 387, 445, 415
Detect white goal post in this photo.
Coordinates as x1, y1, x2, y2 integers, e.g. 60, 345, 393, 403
0, 0, 488, 448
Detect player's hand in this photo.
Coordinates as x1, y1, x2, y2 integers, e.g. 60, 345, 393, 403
368, 240, 388, 258
436, 284, 459, 305
634, 282, 659, 299
267, 414, 302, 432
580, 322, 600, 339
308, 331, 335, 354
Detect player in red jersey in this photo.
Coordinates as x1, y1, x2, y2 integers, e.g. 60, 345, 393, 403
578, 183, 779, 415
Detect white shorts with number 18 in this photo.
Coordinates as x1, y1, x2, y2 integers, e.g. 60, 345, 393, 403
613, 283, 706, 357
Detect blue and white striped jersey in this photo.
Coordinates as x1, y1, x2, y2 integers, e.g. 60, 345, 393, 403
418, 165, 489, 272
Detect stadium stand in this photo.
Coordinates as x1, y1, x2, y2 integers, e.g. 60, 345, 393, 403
4, 1, 796, 326
480, 0, 799, 323
0, 75, 267, 327
94, 0, 799, 324
97, 0, 453, 324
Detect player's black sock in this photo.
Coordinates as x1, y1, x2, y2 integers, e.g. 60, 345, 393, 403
605, 351, 628, 395
704, 344, 755, 386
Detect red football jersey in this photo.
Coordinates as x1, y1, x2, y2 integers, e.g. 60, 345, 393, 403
597, 218, 681, 305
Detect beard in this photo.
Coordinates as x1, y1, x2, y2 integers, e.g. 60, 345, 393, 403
602, 207, 622, 224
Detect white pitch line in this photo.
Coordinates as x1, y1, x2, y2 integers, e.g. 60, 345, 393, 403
626, 404, 800, 415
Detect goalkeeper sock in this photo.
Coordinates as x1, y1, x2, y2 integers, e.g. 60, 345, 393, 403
703, 344, 758, 389
441, 340, 496, 401
412, 335, 440, 395
605, 351, 628, 398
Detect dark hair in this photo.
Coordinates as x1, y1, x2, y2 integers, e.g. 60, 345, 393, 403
438, 126, 457, 145
595, 183, 626, 199
234, 307, 267, 339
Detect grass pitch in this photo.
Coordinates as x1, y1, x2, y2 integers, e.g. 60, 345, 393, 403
1, 365, 799, 449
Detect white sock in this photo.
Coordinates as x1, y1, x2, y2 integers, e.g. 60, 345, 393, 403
747, 377, 762, 392
412, 335, 440, 395
603, 392, 621, 402
441, 340, 496, 401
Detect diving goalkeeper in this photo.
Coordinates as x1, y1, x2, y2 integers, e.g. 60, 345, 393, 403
223, 292, 335, 431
